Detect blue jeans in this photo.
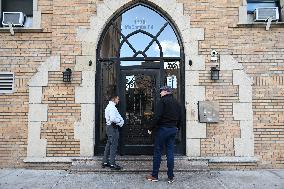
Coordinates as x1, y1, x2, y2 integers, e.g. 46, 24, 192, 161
152, 126, 178, 179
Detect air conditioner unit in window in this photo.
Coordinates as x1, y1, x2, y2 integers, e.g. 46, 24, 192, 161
2, 12, 25, 27
254, 7, 279, 21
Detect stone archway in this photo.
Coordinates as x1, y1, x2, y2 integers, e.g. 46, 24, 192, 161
25, 0, 254, 162
75, 0, 206, 157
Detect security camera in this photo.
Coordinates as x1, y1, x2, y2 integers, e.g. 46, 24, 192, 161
211, 50, 218, 57
211, 50, 218, 61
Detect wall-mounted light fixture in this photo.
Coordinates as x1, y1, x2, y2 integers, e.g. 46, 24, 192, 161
211, 65, 220, 80
62, 68, 72, 82
188, 60, 192, 66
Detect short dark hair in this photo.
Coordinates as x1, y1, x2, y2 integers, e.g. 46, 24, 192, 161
109, 95, 119, 101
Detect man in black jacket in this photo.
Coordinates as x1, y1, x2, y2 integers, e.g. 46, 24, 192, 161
146, 86, 181, 183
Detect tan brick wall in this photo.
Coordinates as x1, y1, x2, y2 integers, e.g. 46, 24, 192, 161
0, 0, 283, 168
181, 0, 284, 168
51, 0, 95, 68
200, 70, 240, 157
231, 30, 284, 168
41, 71, 81, 157
0, 33, 52, 167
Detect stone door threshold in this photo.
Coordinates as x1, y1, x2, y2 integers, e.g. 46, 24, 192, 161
24, 156, 258, 163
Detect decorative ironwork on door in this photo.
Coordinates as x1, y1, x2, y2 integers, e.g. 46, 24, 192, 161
95, 2, 185, 155
98, 61, 117, 144
124, 73, 157, 145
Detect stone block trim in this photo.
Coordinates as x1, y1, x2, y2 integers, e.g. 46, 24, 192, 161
26, 56, 60, 160
185, 55, 206, 71
82, 42, 97, 56
185, 71, 199, 86
220, 55, 243, 71
81, 71, 96, 87
28, 71, 48, 87
75, 87, 95, 104
188, 28, 205, 41
75, 0, 206, 158
233, 70, 254, 86
81, 104, 95, 123
184, 41, 199, 56
32, 0, 42, 29
234, 137, 254, 157
26, 51, 95, 157
29, 87, 43, 104
234, 120, 254, 157
28, 56, 60, 87
27, 122, 47, 158
187, 139, 201, 156
74, 121, 95, 156
233, 103, 253, 121
185, 85, 206, 156
28, 104, 48, 122
74, 104, 95, 156
33, 10, 42, 29
185, 85, 206, 127
74, 60, 96, 156
187, 121, 207, 139
75, 56, 96, 72
220, 55, 254, 157
238, 6, 248, 24
239, 85, 252, 103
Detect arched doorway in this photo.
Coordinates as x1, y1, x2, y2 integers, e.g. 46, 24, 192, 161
95, 2, 185, 155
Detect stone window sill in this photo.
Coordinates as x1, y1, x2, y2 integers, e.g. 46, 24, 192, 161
0, 28, 43, 33
232, 22, 284, 28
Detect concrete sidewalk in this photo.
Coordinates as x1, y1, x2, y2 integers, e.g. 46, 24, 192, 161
0, 169, 283, 189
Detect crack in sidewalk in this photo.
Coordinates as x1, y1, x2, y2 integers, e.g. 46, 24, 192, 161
215, 176, 228, 189
268, 170, 284, 179
50, 171, 70, 189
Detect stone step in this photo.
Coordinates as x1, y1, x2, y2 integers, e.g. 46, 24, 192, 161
70, 156, 209, 173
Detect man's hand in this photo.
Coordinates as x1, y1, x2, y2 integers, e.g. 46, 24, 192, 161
117, 120, 124, 127
117, 119, 124, 127
147, 130, 152, 135
111, 122, 118, 128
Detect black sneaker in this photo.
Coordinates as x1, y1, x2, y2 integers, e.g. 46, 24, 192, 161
101, 162, 110, 168
167, 177, 175, 184
110, 164, 122, 170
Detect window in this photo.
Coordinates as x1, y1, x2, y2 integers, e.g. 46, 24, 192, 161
247, 0, 279, 14
0, 72, 14, 94
246, 0, 283, 22
100, 5, 181, 67
0, 0, 33, 27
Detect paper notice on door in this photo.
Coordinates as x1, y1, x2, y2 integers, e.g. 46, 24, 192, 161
167, 75, 177, 88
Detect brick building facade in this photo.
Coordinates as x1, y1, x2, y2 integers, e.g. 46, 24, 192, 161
0, 0, 283, 169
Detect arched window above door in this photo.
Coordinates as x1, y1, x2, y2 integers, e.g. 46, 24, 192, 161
99, 4, 182, 66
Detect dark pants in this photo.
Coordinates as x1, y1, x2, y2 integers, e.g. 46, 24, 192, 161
152, 126, 178, 179
102, 124, 119, 165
